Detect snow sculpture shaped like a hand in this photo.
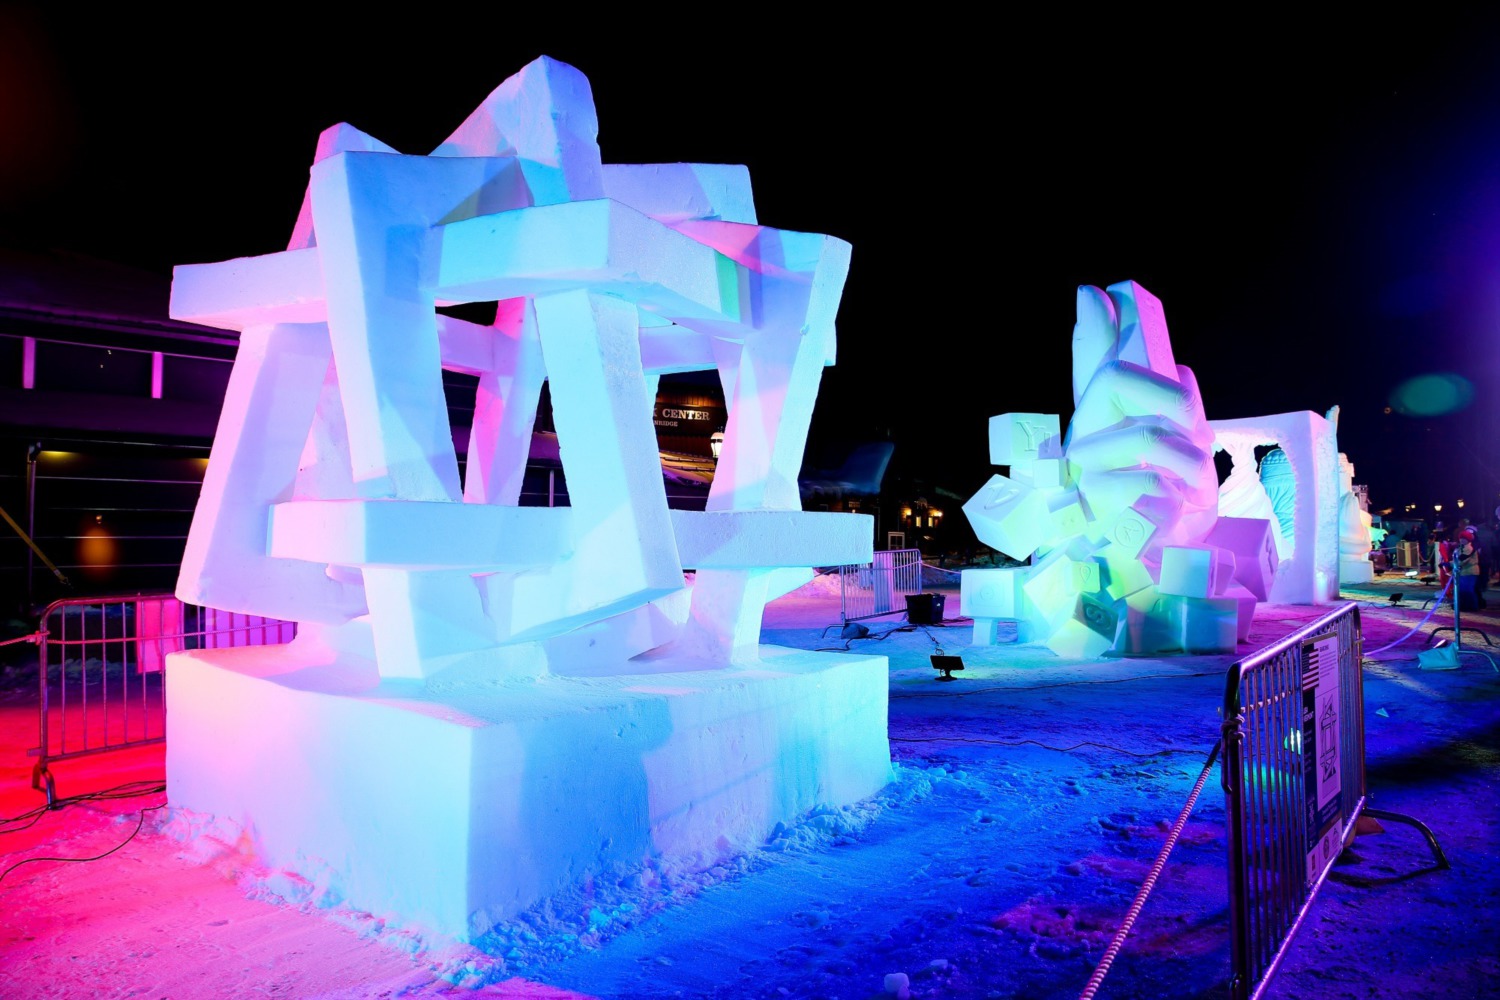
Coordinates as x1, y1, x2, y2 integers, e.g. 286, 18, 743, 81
963, 281, 1277, 657
1066, 283, 1218, 554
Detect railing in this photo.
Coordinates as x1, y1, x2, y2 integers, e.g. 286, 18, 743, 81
838, 549, 923, 624
1221, 602, 1367, 1000
29, 593, 296, 806
1220, 600, 1451, 999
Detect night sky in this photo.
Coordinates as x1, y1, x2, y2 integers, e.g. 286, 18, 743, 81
3, 10, 1497, 521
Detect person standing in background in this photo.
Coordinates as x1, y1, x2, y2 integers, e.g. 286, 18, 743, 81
1433, 525, 1454, 589
1454, 521, 1482, 611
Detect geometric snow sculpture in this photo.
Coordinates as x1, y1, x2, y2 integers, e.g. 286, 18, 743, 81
962, 473, 1051, 561
963, 281, 1269, 657
1209, 411, 1340, 604
960, 565, 1030, 644
165, 56, 890, 941
172, 57, 869, 677
1177, 595, 1240, 653
1158, 544, 1219, 599
1023, 548, 1089, 633
1204, 516, 1280, 602
989, 412, 1062, 472
961, 565, 1027, 619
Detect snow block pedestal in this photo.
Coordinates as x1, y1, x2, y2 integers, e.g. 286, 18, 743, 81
1340, 556, 1375, 585
166, 641, 891, 941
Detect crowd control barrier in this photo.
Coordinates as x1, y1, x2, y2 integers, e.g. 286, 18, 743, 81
1221, 602, 1368, 1000
838, 549, 923, 624
29, 594, 295, 806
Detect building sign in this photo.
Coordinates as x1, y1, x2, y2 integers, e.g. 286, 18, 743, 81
1302, 631, 1343, 885
653, 405, 724, 432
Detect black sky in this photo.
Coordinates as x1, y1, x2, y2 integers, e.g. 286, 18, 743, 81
2, 9, 1498, 519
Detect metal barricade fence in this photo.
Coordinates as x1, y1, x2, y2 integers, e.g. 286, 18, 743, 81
838, 549, 923, 624
1221, 602, 1365, 1000
30, 593, 295, 806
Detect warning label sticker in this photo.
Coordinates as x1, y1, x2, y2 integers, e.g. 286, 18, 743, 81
1302, 632, 1343, 885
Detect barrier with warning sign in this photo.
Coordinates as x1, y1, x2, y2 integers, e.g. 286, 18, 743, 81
1221, 602, 1367, 1000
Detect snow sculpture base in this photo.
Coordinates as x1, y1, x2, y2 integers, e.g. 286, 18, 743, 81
1340, 556, 1375, 584
166, 642, 890, 942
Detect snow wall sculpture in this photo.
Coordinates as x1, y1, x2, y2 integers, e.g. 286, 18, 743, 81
163, 55, 891, 941
961, 281, 1279, 657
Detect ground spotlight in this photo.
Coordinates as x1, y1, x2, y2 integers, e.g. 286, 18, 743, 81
931, 654, 965, 681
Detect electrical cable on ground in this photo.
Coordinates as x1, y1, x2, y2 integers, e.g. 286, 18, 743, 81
889, 735, 1207, 758
1364, 577, 1456, 656
1, 780, 166, 835
1078, 737, 1223, 1000
890, 671, 1222, 699
815, 617, 965, 652
0, 802, 165, 884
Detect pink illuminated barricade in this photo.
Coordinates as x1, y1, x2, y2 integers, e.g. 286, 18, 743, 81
164, 56, 890, 941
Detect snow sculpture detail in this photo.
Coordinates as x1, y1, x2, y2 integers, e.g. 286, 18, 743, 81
163, 55, 891, 941
1216, 438, 1291, 561
1258, 447, 1298, 554
171, 55, 868, 677
1208, 413, 1341, 604
1336, 455, 1376, 584
962, 281, 1276, 657
1325, 403, 1375, 585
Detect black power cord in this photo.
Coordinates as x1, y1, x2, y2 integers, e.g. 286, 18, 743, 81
0, 780, 167, 885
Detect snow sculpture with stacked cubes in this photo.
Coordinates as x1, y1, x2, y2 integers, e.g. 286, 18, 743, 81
962, 281, 1280, 656
163, 56, 890, 941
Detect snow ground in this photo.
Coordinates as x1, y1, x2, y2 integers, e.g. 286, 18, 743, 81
0, 572, 1496, 1000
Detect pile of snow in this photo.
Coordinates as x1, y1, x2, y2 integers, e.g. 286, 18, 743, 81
783, 570, 846, 599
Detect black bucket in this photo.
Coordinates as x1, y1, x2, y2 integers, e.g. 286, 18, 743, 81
905, 592, 946, 625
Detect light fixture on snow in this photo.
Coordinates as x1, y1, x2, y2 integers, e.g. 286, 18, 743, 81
931, 653, 965, 681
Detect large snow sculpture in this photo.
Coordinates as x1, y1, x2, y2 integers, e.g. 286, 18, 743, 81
164, 56, 890, 941
961, 282, 1276, 657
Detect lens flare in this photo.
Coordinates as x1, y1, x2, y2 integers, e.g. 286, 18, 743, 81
1388, 373, 1474, 417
